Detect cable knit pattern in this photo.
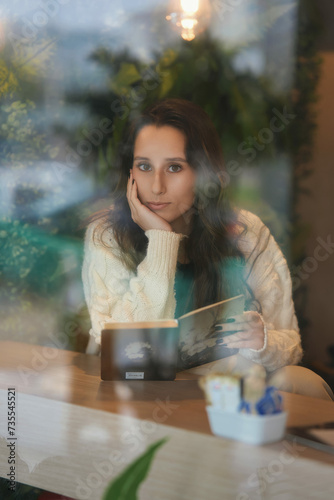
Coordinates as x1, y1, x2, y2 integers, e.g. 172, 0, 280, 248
82, 210, 303, 371
82, 222, 184, 352
237, 210, 302, 371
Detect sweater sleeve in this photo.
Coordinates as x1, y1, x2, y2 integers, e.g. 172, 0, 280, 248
82, 221, 184, 350
237, 211, 303, 372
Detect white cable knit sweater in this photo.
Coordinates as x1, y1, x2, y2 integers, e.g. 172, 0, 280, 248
82, 209, 303, 372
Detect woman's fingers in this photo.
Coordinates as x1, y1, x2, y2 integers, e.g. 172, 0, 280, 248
126, 170, 135, 210
221, 339, 262, 349
127, 171, 140, 215
127, 170, 147, 221
126, 170, 172, 232
217, 312, 262, 332
127, 175, 143, 225
216, 311, 265, 350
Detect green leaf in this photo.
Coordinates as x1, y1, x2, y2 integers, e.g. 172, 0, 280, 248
158, 69, 175, 98
11, 101, 26, 110
110, 63, 142, 95
158, 49, 178, 68
102, 438, 168, 500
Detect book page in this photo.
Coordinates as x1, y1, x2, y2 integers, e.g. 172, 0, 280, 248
104, 320, 178, 329
178, 294, 245, 320
177, 295, 245, 370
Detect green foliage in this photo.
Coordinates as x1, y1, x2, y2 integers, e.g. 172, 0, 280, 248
110, 63, 142, 95
0, 0, 321, 354
0, 58, 19, 98
102, 438, 168, 500
0, 24, 84, 343
0, 439, 167, 500
0, 95, 71, 309
0, 24, 56, 99
0, 99, 51, 164
0, 218, 82, 290
71, 2, 321, 344
77, 36, 292, 189
0, 23, 64, 332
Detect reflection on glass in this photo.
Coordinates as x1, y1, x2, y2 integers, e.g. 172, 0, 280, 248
166, 0, 212, 41
0, 1, 326, 498
0, 0, 316, 360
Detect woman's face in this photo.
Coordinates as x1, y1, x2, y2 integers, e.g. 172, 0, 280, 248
132, 125, 197, 233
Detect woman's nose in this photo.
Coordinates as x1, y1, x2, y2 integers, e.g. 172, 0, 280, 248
151, 172, 166, 195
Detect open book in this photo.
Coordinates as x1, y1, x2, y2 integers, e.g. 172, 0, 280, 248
176, 293, 244, 370
101, 295, 245, 379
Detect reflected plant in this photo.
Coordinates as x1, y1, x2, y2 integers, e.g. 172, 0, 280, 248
0, 99, 54, 165
0, 7, 58, 164
0, 21, 80, 345
69, 37, 293, 191
102, 438, 168, 500
0, 0, 322, 354
0, 6, 57, 99
57, 0, 322, 353
61, 31, 297, 257
0, 99, 59, 294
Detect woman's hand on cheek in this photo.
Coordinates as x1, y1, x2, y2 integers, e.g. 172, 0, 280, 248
127, 170, 173, 233
216, 311, 266, 350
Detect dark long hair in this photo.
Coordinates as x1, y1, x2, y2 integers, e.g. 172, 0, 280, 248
93, 98, 247, 309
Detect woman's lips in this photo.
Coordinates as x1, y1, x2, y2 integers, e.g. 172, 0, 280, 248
147, 202, 171, 210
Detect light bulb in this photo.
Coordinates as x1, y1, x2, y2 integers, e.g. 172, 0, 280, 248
181, 0, 199, 14
181, 30, 196, 41
181, 18, 198, 29
166, 0, 211, 41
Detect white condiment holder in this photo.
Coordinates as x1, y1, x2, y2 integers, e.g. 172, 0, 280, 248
206, 406, 287, 445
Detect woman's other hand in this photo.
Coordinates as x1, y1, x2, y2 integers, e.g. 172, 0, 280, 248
127, 170, 173, 232
216, 311, 266, 350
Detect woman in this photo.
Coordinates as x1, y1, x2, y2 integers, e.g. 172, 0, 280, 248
82, 98, 333, 399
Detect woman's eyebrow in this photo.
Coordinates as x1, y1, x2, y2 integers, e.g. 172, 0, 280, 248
133, 156, 188, 162
165, 157, 187, 162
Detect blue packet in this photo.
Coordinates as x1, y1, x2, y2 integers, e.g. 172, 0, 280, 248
255, 386, 283, 415
239, 400, 252, 414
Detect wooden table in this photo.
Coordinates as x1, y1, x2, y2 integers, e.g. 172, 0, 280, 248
0, 341, 333, 500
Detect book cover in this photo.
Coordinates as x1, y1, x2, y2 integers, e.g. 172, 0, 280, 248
102, 294, 245, 377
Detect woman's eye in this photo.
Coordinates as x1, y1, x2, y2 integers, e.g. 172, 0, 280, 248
168, 164, 182, 173
137, 163, 151, 172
